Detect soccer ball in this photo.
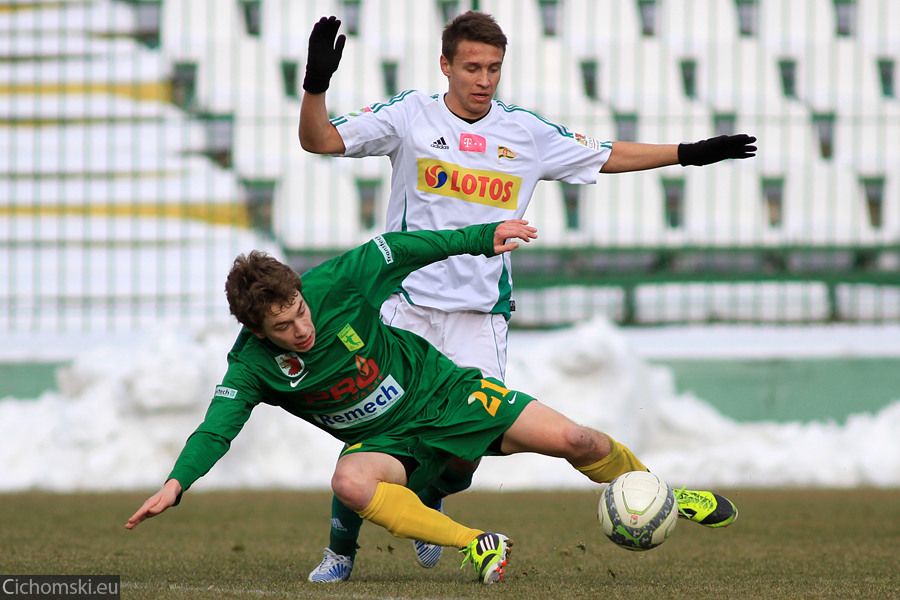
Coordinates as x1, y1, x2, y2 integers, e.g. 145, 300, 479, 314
598, 471, 677, 551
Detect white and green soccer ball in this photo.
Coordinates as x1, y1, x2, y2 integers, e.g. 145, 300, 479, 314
598, 471, 677, 551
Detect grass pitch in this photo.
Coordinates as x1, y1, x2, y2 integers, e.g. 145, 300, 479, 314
1, 488, 898, 599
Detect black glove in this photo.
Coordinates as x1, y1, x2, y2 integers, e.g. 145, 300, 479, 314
678, 134, 757, 166
303, 16, 346, 94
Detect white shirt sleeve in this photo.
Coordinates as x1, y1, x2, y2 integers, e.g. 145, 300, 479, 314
532, 120, 613, 184
333, 90, 429, 158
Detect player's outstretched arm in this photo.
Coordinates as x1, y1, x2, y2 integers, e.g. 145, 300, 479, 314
125, 478, 182, 530
600, 134, 756, 173
493, 219, 538, 254
601, 142, 679, 173
298, 16, 347, 154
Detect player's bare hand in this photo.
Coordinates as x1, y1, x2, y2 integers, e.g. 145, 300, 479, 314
493, 219, 538, 254
125, 479, 182, 530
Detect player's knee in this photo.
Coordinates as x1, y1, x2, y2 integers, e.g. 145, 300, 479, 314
561, 425, 609, 463
331, 470, 368, 512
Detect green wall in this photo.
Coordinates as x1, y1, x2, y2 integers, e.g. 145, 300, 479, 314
658, 358, 900, 423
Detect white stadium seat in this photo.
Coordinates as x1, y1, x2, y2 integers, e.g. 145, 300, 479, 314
0, 0, 138, 36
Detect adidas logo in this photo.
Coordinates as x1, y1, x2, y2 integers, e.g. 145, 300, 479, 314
330, 518, 348, 532
430, 136, 449, 149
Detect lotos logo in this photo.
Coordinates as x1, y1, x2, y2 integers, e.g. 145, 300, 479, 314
424, 164, 449, 188
417, 158, 521, 210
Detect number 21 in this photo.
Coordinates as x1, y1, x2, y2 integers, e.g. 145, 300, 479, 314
467, 379, 510, 417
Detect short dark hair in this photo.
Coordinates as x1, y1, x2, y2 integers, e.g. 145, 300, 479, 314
225, 250, 302, 332
441, 10, 507, 63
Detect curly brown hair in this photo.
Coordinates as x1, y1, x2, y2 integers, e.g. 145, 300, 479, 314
225, 250, 302, 332
441, 10, 507, 64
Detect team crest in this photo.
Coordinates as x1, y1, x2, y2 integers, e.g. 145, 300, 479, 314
338, 324, 365, 351
275, 352, 306, 377
498, 145, 517, 160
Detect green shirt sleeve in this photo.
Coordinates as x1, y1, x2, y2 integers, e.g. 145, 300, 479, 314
333, 221, 499, 307
167, 370, 258, 495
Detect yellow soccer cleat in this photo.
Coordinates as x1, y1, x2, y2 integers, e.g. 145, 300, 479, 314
673, 487, 738, 528
459, 532, 512, 584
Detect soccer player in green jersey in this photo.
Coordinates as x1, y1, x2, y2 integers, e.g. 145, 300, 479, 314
126, 220, 737, 585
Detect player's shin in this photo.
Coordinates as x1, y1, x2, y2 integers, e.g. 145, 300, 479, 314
358, 482, 482, 548
575, 436, 648, 483
329, 495, 363, 558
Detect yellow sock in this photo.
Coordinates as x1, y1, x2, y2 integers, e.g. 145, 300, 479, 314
575, 436, 648, 483
358, 482, 482, 549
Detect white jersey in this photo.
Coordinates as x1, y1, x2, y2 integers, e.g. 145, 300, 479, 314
333, 90, 612, 315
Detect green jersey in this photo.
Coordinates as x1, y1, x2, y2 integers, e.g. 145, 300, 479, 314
168, 223, 530, 492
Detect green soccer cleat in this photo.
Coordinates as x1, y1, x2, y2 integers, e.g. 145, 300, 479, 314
459, 533, 512, 584
673, 487, 738, 528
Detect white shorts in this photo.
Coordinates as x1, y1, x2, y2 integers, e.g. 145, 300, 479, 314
380, 293, 508, 380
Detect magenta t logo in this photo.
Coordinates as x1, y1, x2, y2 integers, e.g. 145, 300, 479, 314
459, 133, 486, 153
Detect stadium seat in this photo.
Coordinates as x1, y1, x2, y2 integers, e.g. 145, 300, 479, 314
759, 0, 835, 46
583, 170, 669, 247
781, 160, 876, 245
0, 0, 139, 36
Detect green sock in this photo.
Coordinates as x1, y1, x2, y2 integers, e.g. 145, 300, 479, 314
417, 463, 475, 508
328, 495, 362, 559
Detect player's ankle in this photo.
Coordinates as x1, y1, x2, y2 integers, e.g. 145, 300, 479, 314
328, 539, 359, 560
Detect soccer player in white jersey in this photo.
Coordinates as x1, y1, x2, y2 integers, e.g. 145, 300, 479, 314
298, 11, 756, 582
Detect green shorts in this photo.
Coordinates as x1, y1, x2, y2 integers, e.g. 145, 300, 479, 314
340, 377, 534, 492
